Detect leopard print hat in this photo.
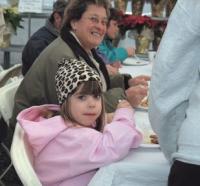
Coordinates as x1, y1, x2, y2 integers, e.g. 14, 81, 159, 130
55, 58, 102, 105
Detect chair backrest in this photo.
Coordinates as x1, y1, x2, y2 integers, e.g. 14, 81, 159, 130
11, 123, 42, 186
0, 77, 23, 125
0, 65, 3, 72
0, 64, 22, 88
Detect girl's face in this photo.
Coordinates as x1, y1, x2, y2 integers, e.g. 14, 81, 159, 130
107, 20, 119, 40
71, 5, 108, 52
69, 86, 102, 127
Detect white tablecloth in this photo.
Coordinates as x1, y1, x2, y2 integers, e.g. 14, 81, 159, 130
89, 110, 170, 186
88, 146, 170, 186
119, 58, 152, 77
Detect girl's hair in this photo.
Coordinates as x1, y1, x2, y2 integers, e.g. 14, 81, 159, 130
62, 0, 110, 30
60, 80, 105, 132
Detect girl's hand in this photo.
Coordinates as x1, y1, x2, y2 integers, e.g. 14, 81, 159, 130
105, 100, 132, 124
105, 113, 114, 123
117, 99, 132, 109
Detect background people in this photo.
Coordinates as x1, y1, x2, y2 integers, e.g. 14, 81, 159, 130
17, 58, 142, 186
21, 0, 68, 75
149, 0, 200, 185
98, 8, 135, 66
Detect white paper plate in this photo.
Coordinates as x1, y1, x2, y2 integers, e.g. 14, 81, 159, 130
140, 143, 160, 148
136, 98, 148, 111
136, 105, 148, 111
123, 57, 149, 66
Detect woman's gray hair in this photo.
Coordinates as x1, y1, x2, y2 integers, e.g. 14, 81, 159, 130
62, 0, 110, 29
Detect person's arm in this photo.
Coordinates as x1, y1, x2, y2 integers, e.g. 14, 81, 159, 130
22, 39, 49, 75
149, 0, 200, 162
98, 40, 128, 62
104, 74, 149, 113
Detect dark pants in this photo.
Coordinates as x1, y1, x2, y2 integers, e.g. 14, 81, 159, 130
168, 160, 200, 186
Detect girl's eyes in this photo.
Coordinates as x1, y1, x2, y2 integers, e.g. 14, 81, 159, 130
94, 95, 101, 100
77, 95, 101, 100
78, 95, 86, 100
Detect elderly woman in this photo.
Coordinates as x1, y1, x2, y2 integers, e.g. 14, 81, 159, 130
11, 0, 149, 130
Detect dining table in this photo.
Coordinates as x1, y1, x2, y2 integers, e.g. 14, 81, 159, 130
88, 57, 170, 186
120, 57, 153, 77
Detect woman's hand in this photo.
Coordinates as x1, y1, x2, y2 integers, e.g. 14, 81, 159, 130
128, 75, 151, 87
125, 85, 148, 107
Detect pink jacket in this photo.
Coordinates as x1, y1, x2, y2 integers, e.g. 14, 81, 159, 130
17, 104, 142, 186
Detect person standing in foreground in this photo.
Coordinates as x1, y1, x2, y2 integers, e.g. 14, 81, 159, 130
17, 58, 142, 186
149, 0, 200, 185
11, 0, 149, 132
22, 0, 69, 75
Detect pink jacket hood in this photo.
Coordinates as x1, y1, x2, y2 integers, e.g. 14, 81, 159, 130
17, 104, 67, 156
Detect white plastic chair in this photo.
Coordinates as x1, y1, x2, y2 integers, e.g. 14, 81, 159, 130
11, 123, 42, 186
0, 65, 3, 72
0, 77, 23, 125
0, 64, 22, 88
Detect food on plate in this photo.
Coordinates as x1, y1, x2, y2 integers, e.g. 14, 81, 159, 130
143, 132, 158, 144
150, 134, 158, 144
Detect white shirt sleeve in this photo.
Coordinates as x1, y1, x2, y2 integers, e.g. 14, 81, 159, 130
149, 0, 200, 163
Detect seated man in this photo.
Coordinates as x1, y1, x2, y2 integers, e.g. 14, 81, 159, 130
22, 0, 68, 75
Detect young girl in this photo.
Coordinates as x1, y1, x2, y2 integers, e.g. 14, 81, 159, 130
17, 58, 142, 186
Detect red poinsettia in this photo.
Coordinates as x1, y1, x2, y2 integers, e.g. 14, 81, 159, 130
118, 14, 165, 35
120, 15, 154, 27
